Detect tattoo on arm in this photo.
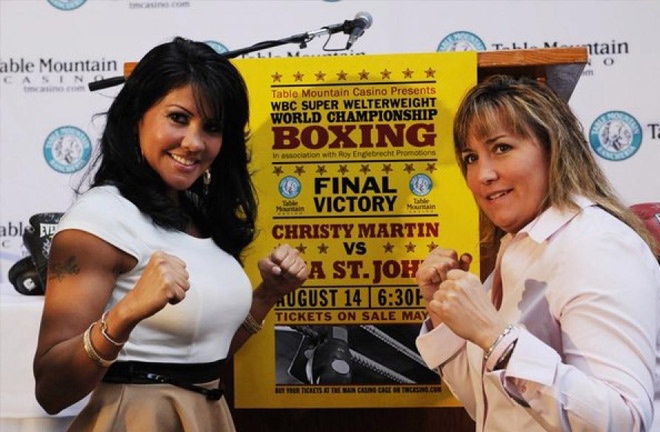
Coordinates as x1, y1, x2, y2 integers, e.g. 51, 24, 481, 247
49, 256, 80, 282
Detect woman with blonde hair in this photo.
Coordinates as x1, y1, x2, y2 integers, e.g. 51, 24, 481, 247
416, 75, 660, 431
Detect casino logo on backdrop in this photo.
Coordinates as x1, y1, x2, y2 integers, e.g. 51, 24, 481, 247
437, 31, 630, 76
47, 0, 87, 11
0, 55, 120, 94
437, 32, 486, 52
589, 111, 642, 161
43, 126, 92, 173
496, 39, 630, 77
508, 41, 626, 77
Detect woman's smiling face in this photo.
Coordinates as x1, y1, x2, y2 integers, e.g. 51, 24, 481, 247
461, 122, 550, 234
138, 84, 222, 200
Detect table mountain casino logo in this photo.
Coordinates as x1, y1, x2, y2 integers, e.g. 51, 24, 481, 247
589, 111, 642, 161
437, 31, 486, 52
43, 126, 92, 173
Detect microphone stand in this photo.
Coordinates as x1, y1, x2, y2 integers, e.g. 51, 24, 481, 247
222, 26, 340, 59
88, 22, 354, 92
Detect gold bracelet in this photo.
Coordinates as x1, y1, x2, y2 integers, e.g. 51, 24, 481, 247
99, 311, 126, 347
241, 312, 264, 335
83, 323, 116, 368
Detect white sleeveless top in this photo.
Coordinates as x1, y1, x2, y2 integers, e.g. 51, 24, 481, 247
56, 185, 252, 363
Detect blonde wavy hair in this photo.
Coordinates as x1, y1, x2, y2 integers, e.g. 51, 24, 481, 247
452, 75, 657, 255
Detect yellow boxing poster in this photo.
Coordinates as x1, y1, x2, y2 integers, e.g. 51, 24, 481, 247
234, 52, 478, 408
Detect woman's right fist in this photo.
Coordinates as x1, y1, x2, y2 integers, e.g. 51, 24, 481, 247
130, 251, 190, 317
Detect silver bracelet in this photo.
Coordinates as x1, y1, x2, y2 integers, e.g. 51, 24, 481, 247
99, 311, 126, 347
483, 324, 514, 363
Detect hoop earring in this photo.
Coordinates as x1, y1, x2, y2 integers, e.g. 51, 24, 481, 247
203, 170, 211, 195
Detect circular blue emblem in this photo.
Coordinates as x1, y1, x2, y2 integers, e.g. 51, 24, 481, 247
43, 126, 92, 173
279, 176, 301, 199
409, 174, 432, 197
204, 41, 229, 54
47, 0, 87, 11
589, 111, 642, 161
437, 31, 486, 52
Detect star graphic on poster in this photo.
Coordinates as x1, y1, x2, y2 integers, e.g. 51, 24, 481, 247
404, 163, 415, 174
336, 70, 348, 80
425, 68, 436, 78
318, 243, 329, 254
315, 71, 326, 81
383, 242, 394, 253
358, 69, 369, 80
382, 164, 393, 174
402, 68, 414, 79
380, 69, 392, 79
359, 164, 371, 174
425, 163, 437, 173
271, 72, 282, 82
293, 71, 304, 82
405, 242, 417, 253
316, 165, 327, 175
427, 241, 438, 252
338, 165, 349, 175
272, 166, 284, 176
294, 165, 305, 175
296, 243, 307, 254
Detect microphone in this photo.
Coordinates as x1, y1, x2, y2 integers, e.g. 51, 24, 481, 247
346, 11, 373, 49
307, 11, 373, 42
88, 13, 373, 91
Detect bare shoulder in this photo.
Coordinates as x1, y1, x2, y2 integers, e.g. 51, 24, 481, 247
40, 230, 135, 335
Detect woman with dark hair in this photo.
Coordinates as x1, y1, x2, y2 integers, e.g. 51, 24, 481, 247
33, 37, 309, 431
415, 75, 660, 431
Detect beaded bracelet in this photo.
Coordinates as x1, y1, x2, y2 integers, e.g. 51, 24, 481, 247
83, 323, 116, 368
99, 311, 126, 347
241, 312, 264, 335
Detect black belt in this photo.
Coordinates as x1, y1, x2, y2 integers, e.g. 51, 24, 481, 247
103, 360, 225, 401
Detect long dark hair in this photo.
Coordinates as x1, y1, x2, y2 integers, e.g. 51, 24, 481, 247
86, 37, 256, 262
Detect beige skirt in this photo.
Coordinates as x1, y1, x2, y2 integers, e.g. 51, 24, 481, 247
67, 379, 236, 432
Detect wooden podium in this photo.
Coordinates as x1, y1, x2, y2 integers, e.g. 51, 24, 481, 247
124, 47, 588, 432
123, 46, 587, 103
477, 47, 588, 102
